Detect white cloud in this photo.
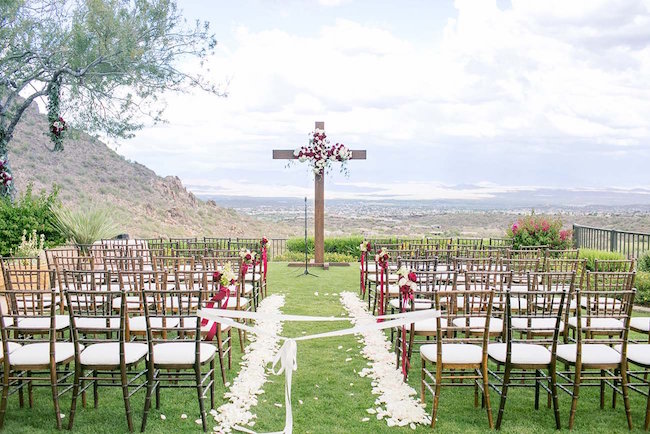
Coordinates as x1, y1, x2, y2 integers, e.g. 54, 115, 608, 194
119, 0, 650, 197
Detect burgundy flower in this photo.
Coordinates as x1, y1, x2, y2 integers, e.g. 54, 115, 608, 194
213, 271, 222, 282
408, 271, 417, 282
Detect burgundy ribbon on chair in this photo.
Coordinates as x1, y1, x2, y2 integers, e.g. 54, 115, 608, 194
399, 284, 415, 376
377, 261, 387, 322
202, 282, 230, 342
262, 247, 268, 282
360, 251, 366, 296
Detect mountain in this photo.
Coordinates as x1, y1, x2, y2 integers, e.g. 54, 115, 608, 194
7, 102, 295, 238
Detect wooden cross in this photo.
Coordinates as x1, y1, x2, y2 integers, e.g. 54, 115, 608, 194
273, 121, 367, 265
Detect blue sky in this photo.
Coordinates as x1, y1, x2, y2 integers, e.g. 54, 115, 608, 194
116, 0, 650, 200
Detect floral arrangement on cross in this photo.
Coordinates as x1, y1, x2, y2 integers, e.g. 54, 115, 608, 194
293, 128, 352, 176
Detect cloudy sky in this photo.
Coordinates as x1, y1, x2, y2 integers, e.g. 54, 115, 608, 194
117, 0, 650, 201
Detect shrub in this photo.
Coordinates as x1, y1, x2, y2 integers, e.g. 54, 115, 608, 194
13, 229, 45, 257
287, 236, 365, 256
634, 271, 650, 306
506, 213, 572, 250
579, 249, 627, 271
0, 184, 66, 256
273, 251, 357, 263
53, 206, 119, 252
638, 252, 650, 272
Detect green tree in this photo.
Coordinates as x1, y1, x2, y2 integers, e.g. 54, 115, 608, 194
0, 0, 223, 198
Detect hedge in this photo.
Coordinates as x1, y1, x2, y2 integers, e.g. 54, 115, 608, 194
287, 236, 364, 257
578, 249, 627, 271
635, 271, 650, 306
273, 251, 357, 263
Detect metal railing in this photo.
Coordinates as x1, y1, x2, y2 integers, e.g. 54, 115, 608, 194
270, 238, 287, 259
573, 224, 650, 259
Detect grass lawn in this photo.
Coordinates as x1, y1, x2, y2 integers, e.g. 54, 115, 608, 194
3, 263, 648, 433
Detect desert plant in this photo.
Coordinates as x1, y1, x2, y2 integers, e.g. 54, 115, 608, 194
506, 213, 572, 250
12, 229, 45, 258
53, 206, 119, 252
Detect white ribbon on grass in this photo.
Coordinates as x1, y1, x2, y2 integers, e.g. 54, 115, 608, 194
198, 308, 438, 434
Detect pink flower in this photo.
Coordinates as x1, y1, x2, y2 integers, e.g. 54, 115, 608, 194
541, 221, 550, 232
560, 230, 570, 241
512, 223, 519, 234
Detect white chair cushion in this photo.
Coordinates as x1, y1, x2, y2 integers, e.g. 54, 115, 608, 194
556, 344, 621, 365
9, 342, 78, 366
511, 317, 563, 331
493, 297, 527, 310
534, 297, 577, 310
413, 318, 448, 332
616, 344, 650, 366
227, 297, 249, 309
152, 342, 217, 366
421, 343, 483, 365
75, 317, 121, 330
178, 317, 230, 333
164, 296, 199, 310
452, 317, 503, 333
112, 296, 155, 310
488, 343, 552, 365
580, 296, 622, 309
0, 342, 21, 359
129, 316, 180, 332
630, 317, 650, 333
567, 317, 624, 330
17, 315, 69, 331
80, 342, 148, 366
388, 299, 433, 310
367, 273, 399, 283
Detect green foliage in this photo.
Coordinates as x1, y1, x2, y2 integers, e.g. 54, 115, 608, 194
634, 272, 650, 306
579, 248, 627, 271
12, 229, 45, 257
286, 236, 364, 256
0, 184, 65, 256
506, 213, 572, 249
273, 251, 357, 263
52, 206, 119, 251
638, 251, 650, 272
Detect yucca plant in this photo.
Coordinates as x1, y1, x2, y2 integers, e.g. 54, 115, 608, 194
53, 206, 119, 253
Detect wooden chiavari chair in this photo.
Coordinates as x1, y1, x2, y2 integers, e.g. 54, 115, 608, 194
488, 271, 574, 429
65, 282, 148, 432
140, 285, 217, 432
0, 281, 74, 429
556, 271, 636, 429
420, 284, 495, 428
116, 271, 168, 339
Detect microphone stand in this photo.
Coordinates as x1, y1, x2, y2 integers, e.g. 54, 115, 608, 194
298, 196, 318, 277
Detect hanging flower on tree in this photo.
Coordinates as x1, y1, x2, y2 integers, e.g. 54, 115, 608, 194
293, 128, 352, 176
0, 158, 12, 190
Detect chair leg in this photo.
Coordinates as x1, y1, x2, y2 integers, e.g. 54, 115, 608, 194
431, 364, 442, 428
496, 365, 511, 429
216, 331, 227, 386
483, 363, 494, 429
600, 369, 606, 409
550, 364, 562, 430
50, 362, 63, 430
0, 366, 10, 429
28, 379, 33, 408
120, 367, 134, 432
621, 362, 633, 430
568, 363, 581, 430
645, 381, 650, 431
93, 370, 99, 408
420, 359, 426, 403
210, 360, 216, 410
228, 329, 232, 370
68, 364, 82, 430
238, 328, 245, 353
195, 366, 207, 432
141, 364, 155, 433
18, 377, 23, 408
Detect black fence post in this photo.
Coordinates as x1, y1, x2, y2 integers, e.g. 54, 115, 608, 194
610, 229, 618, 253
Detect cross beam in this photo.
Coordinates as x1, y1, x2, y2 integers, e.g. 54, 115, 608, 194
273, 121, 366, 265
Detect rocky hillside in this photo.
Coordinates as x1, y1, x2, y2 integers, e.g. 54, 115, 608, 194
7, 102, 294, 238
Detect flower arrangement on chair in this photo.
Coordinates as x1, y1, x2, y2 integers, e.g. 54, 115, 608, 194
359, 240, 372, 297
397, 267, 418, 377
293, 128, 352, 176
239, 249, 256, 265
